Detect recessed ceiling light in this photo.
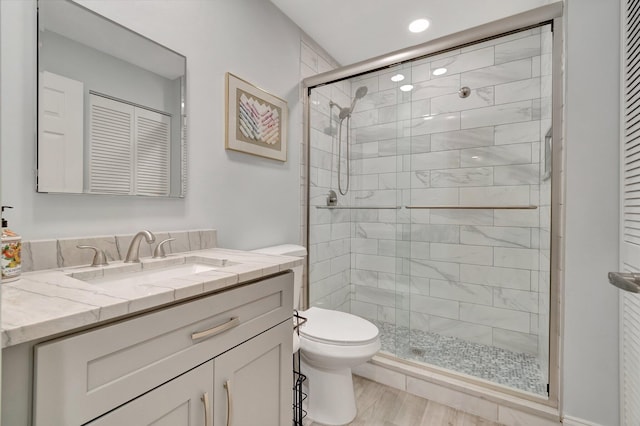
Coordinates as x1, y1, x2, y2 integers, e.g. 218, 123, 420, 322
409, 19, 430, 33
432, 67, 447, 76
391, 74, 405, 82
400, 84, 414, 92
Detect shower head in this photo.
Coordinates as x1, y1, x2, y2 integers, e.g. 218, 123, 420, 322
354, 86, 368, 100
337, 86, 369, 120
350, 86, 368, 110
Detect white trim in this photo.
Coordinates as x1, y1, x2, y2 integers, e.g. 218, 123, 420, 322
561, 415, 605, 426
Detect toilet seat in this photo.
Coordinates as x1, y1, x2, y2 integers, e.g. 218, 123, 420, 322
300, 307, 379, 346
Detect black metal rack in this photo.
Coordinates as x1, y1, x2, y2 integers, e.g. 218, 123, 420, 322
293, 311, 307, 425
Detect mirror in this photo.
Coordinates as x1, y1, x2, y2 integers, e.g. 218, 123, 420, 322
37, 0, 187, 197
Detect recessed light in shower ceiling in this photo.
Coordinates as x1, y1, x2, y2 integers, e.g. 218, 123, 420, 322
400, 84, 414, 92
409, 18, 430, 33
391, 74, 405, 82
432, 67, 447, 76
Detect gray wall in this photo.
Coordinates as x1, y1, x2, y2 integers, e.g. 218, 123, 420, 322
1, 0, 302, 250
563, 0, 620, 424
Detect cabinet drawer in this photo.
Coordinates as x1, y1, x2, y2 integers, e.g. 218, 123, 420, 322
33, 271, 293, 426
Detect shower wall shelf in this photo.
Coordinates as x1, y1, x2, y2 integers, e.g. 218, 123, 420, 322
316, 205, 401, 210
405, 205, 538, 210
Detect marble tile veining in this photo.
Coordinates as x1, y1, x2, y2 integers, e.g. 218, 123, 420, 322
306, 25, 552, 384
22, 229, 219, 273
1, 246, 303, 348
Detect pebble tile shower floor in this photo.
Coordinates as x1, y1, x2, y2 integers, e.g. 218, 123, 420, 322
371, 321, 547, 396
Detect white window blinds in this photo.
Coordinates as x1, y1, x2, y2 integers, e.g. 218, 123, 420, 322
621, 0, 640, 424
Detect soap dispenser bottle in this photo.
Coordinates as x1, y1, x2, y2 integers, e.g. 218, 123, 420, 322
1, 206, 21, 282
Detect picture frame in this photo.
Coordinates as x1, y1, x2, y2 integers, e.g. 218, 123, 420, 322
225, 72, 288, 162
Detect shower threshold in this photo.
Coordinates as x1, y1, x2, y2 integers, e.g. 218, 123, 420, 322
371, 320, 547, 396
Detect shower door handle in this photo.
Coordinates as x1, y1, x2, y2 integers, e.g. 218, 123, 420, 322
608, 272, 640, 293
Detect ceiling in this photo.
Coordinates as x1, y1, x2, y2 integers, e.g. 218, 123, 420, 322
270, 0, 554, 66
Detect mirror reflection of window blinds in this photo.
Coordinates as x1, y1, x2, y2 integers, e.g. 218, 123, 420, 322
89, 94, 170, 195
89, 95, 133, 194
135, 108, 170, 196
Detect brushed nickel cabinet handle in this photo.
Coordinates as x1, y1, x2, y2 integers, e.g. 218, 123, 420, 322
224, 380, 232, 426
191, 317, 240, 341
201, 392, 210, 426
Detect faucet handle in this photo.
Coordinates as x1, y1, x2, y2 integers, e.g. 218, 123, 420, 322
152, 238, 175, 259
77, 245, 109, 267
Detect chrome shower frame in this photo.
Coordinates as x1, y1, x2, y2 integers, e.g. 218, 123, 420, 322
302, 1, 564, 416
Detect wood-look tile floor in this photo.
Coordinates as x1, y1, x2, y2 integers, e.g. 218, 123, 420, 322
303, 375, 504, 426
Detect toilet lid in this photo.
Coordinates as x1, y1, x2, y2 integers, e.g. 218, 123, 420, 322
299, 307, 379, 345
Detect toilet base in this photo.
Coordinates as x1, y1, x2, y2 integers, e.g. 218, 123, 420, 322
301, 359, 357, 425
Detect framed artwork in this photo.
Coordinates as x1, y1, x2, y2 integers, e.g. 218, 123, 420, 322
225, 72, 288, 162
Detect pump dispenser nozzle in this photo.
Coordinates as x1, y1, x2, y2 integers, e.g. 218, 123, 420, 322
1, 206, 13, 228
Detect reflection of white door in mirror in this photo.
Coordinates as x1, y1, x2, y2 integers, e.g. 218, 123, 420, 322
38, 71, 84, 193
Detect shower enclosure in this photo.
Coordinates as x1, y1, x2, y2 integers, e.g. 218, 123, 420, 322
306, 22, 555, 398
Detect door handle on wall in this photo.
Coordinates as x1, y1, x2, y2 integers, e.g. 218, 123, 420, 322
608, 272, 640, 293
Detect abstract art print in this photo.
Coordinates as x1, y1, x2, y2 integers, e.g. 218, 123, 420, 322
225, 73, 288, 161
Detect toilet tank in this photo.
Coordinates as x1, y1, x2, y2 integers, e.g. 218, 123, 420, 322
251, 244, 306, 310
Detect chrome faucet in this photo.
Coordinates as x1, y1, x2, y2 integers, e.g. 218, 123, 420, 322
124, 230, 156, 263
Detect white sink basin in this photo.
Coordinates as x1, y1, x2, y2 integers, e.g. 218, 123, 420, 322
69, 256, 234, 287
85, 263, 218, 286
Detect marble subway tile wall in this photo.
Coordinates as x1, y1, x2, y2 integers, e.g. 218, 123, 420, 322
344, 26, 552, 357
303, 37, 352, 312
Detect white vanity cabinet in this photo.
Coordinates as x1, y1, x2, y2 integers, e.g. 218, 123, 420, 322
213, 320, 292, 426
29, 271, 293, 426
86, 320, 292, 426
87, 360, 214, 426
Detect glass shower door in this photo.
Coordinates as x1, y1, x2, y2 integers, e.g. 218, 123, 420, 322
306, 22, 554, 398
405, 25, 552, 395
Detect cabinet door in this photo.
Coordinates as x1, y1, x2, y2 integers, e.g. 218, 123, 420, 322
87, 361, 214, 426
214, 320, 292, 426
33, 272, 293, 426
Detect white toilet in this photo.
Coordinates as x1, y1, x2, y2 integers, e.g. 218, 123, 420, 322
251, 244, 380, 426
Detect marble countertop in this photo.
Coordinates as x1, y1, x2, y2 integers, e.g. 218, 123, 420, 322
1, 248, 303, 348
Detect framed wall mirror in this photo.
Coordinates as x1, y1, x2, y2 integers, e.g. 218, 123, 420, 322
37, 0, 187, 197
